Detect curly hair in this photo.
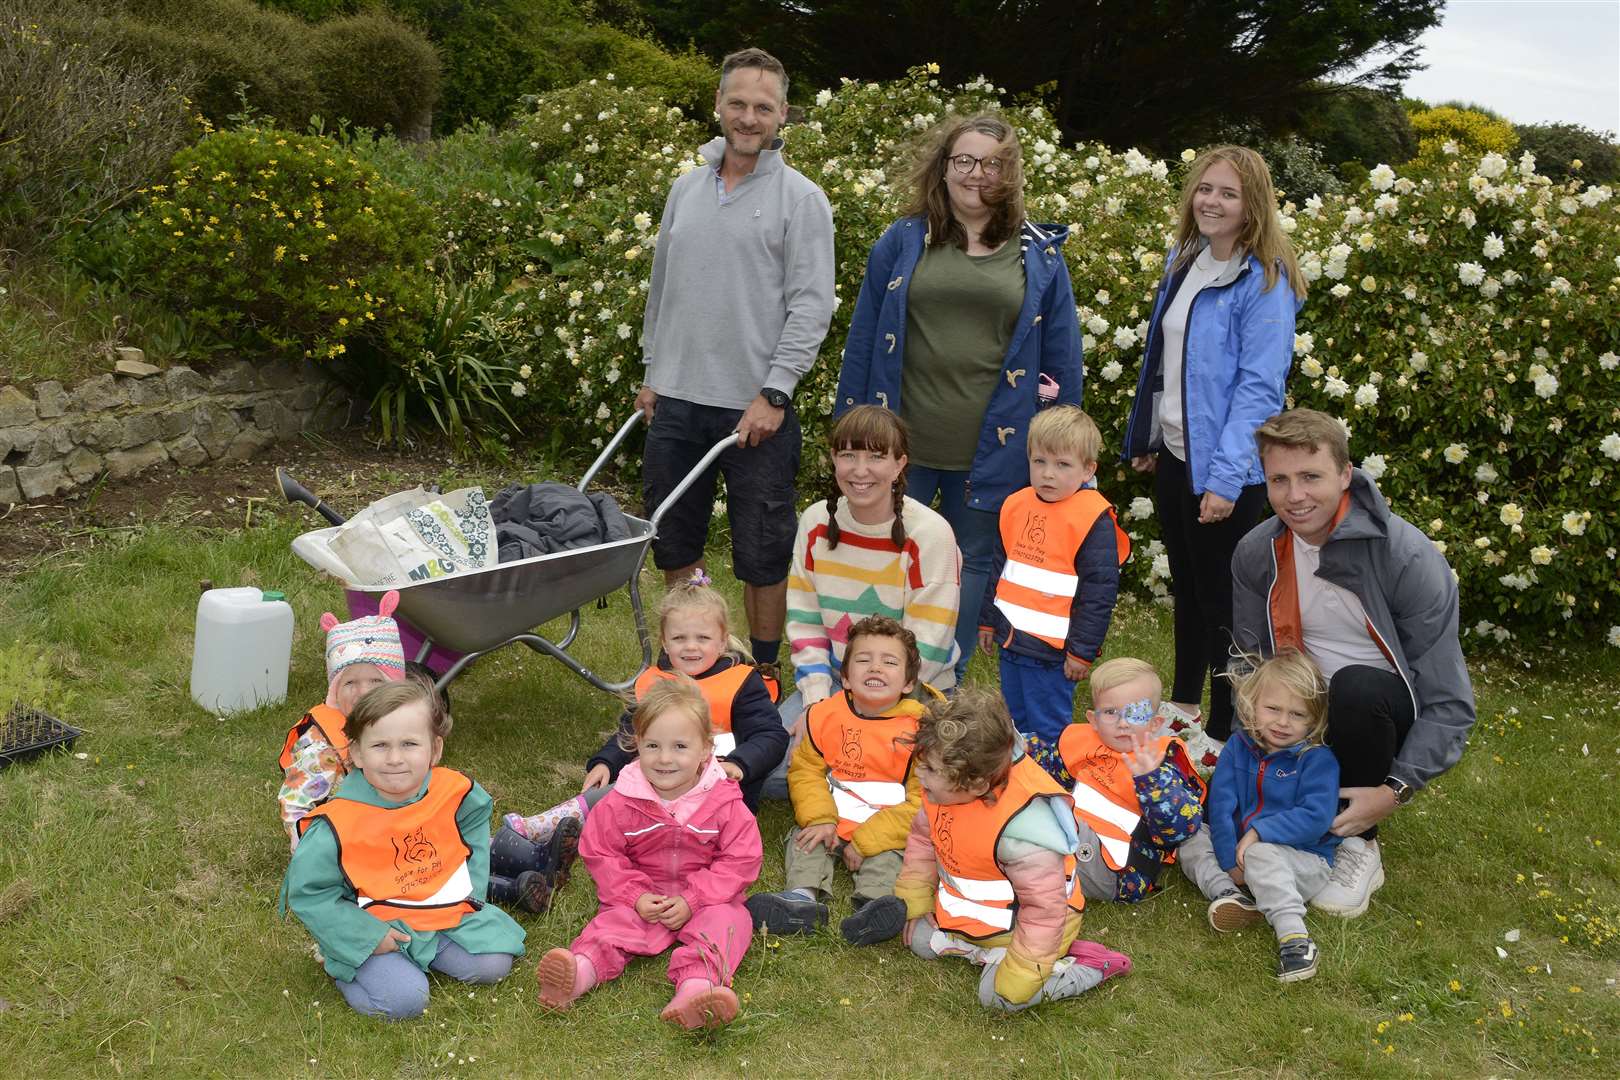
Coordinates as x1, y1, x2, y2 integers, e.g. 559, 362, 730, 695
840, 614, 922, 688
1230, 649, 1330, 747
823, 405, 910, 550
905, 688, 1016, 795
903, 112, 1026, 253
1171, 145, 1306, 299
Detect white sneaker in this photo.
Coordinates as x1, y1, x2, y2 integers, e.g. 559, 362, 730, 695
1311, 836, 1385, 918
1180, 726, 1226, 777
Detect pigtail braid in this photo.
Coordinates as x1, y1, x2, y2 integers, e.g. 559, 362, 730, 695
824, 474, 844, 550
889, 472, 908, 549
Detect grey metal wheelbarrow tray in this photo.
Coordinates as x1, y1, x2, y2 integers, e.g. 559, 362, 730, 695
290, 411, 734, 694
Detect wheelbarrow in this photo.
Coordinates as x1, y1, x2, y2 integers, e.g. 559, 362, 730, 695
284, 411, 736, 694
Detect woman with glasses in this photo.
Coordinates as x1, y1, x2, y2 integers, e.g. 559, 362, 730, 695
1120, 146, 1305, 764
835, 113, 1083, 686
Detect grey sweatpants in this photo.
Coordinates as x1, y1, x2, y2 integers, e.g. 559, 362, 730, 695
1178, 829, 1331, 940
781, 826, 902, 901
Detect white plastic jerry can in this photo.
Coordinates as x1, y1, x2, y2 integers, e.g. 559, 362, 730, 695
190, 587, 295, 715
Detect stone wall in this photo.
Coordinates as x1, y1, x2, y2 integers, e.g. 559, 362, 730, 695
0, 360, 356, 504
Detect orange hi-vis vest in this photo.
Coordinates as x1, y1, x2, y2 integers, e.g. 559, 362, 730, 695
805, 693, 924, 842
925, 755, 1084, 940
1058, 724, 1207, 871
633, 662, 761, 758
279, 704, 350, 771
298, 767, 478, 932
993, 487, 1131, 651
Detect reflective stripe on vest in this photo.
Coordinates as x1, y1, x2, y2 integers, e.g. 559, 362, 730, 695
806, 693, 923, 841
831, 779, 908, 825
299, 767, 477, 932
993, 488, 1131, 650
926, 756, 1083, 940
634, 662, 753, 733
279, 703, 350, 771
1059, 724, 1206, 871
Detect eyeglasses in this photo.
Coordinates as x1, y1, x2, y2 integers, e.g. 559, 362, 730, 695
947, 153, 1005, 177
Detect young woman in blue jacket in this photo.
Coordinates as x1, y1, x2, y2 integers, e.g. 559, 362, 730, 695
1121, 146, 1305, 752
835, 114, 1083, 682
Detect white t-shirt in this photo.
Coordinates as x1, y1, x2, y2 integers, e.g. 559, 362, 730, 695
1293, 537, 1396, 679
1156, 248, 1232, 459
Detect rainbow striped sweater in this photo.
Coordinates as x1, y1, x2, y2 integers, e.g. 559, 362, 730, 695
786, 495, 962, 703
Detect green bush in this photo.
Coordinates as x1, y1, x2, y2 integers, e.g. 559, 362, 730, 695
110, 0, 322, 126
1409, 104, 1518, 161
1513, 122, 1620, 185
309, 10, 441, 137
0, 1, 196, 252
1294, 85, 1417, 171
1211, 121, 1342, 198
473, 67, 1620, 644
124, 126, 436, 360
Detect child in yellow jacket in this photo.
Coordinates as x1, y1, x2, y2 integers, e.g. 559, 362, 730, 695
746, 616, 928, 945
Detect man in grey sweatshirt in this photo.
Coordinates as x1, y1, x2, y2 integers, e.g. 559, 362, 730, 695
635, 46, 835, 667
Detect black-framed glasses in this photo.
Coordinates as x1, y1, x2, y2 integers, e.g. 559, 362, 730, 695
947, 153, 1005, 176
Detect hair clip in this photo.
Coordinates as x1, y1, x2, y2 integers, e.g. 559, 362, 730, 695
1121, 698, 1156, 727
689, 570, 713, 587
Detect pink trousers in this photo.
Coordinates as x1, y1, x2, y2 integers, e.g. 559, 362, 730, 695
571, 901, 752, 985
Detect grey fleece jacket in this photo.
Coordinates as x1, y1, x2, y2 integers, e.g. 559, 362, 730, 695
640, 135, 835, 410
1231, 469, 1477, 790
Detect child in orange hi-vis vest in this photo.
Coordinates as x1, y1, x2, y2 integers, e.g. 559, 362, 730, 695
978, 407, 1130, 786
746, 616, 933, 946
893, 691, 1131, 1012
1059, 658, 1206, 904
277, 592, 406, 849
281, 674, 524, 1021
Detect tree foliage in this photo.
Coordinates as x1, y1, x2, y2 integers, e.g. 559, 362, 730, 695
618, 0, 1441, 150
1513, 122, 1620, 185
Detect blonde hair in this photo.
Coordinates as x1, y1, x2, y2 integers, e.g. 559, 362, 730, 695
906, 689, 1016, 794
1027, 405, 1103, 465
904, 112, 1026, 253
618, 676, 712, 753
825, 405, 910, 550
1088, 657, 1163, 709
1254, 408, 1351, 470
658, 577, 750, 662
345, 672, 452, 743
1231, 650, 1330, 747
1172, 146, 1306, 300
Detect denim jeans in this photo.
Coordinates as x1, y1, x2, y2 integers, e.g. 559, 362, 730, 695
906, 464, 1000, 683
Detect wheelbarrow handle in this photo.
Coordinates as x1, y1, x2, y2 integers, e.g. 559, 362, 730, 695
578, 410, 648, 493
648, 433, 738, 532
276, 467, 346, 527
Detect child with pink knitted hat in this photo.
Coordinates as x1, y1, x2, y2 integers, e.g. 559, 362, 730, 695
277, 592, 406, 848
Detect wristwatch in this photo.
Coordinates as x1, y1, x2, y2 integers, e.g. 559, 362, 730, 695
1382, 776, 1416, 805
760, 387, 790, 409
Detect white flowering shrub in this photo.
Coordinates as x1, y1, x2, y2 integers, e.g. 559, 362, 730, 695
455, 66, 1619, 641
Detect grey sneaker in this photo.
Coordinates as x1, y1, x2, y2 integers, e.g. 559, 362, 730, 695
746, 891, 828, 936
1207, 889, 1263, 932
1310, 837, 1384, 918
1277, 935, 1320, 982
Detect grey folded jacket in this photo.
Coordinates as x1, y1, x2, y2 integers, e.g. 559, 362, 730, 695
489, 482, 631, 562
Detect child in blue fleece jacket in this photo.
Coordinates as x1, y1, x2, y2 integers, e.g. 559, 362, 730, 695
1178, 651, 1340, 982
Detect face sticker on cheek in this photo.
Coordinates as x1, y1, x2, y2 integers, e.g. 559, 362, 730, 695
1121, 698, 1156, 727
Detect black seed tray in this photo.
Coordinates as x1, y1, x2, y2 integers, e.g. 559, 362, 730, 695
0, 707, 82, 768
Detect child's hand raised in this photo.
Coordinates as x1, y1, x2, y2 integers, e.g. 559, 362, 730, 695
1123, 727, 1168, 776
794, 823, 839, 852
372, 928, 411, 955
655, 896, 692, 930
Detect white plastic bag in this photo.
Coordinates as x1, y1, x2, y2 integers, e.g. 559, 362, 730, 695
328, 487, 494, 587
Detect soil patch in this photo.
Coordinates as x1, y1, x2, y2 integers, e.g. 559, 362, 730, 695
0, 429, 463, 578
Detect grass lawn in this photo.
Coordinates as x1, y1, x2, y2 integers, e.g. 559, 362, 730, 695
1, 510, 1617, 1078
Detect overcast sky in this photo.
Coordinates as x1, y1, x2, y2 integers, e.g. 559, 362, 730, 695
1386, 0, 1620, 133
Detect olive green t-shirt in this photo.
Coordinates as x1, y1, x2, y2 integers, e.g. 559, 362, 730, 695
900, 239, 1027, 470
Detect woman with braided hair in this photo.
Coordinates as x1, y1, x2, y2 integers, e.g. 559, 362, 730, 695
763, 406, 962, 798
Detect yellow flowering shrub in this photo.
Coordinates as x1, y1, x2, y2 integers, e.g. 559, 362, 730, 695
1410, 106, 1519, 162
125, 126, 435, 360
